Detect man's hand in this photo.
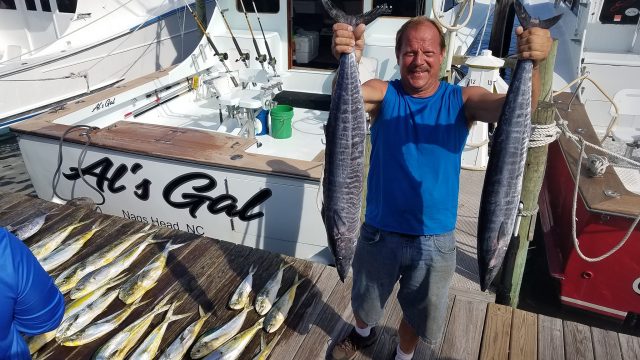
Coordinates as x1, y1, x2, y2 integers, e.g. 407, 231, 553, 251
515, 26, 552, 68
332, 23, 366, 63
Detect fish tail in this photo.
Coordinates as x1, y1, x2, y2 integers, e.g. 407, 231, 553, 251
514, 0, 562, 29
321, 0, 391, 26
249, 264, 257, 275
165, 240, 187, 253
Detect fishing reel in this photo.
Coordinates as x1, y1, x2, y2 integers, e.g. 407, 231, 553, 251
216, 52, 229, 62
256, 54, 267, 64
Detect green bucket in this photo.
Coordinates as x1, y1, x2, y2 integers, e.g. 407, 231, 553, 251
270, 105, 294, 139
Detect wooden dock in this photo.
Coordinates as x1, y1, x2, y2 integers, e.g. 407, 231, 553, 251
1, 191, 639, 360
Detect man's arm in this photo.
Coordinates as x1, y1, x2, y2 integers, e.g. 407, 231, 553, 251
463, 26, 550, 125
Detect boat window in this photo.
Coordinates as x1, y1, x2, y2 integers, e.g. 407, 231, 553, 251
0, 0, 16, 9
40, 0, 50, 12
24, 0, 36, 10
237, 0, 278, 14
373, 0, 453, 16
599, 0, 640, 24
56, 0, 75, 13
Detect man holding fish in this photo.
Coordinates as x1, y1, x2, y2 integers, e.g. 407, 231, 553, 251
329, 12, 553, 360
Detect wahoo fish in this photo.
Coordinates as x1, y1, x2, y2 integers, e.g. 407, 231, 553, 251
255, 262, 291, 315
204, 318, 264, 360
158, 306, 211, 360
70, 236, 166, 299
190, 304, 253, 359
27, 275, 127, 353
228, 264, 256, 310
476, 0, 561, 291
263, 274, 304, 333
29, 219, 89, 260
39, 219, 107, 272
7, 211, 48, 240
60, 298, 149, 347
320, 0, 391, 281
92, 298, 174, 358
119, 240, 186, 304
128, 303, 192, 360
55, 225, 156, 293
251, 331, 285, 360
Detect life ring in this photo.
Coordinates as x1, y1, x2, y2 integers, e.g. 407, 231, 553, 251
633, 277, 640, 295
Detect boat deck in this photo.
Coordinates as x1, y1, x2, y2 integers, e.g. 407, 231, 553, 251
1, 191, 639, 359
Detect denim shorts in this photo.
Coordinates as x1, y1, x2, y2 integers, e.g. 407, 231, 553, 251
351, 222, 456, 345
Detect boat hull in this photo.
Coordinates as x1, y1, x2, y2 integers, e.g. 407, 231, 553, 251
539, 140, 640, 320
17, 134, 330, 264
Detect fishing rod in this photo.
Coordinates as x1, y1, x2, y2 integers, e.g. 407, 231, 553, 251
239, 0, 267, 70
217, 4, 251, 69
184, 2, 239, 87
251, 0, 277, 75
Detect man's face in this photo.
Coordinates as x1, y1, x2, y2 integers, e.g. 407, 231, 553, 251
397, 23, 444, 96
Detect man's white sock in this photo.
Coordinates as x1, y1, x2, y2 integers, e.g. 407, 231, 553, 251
395, 344, 414, 360
354, 324, 372, 337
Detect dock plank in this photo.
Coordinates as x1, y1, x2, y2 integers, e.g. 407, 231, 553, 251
619, 333, 640, 360
354, 285, 401, 360
480, 303, 512, 360
592, 327, 623, 360
440, 296, 487, 360
510, 309, 537, 360
537, 314, 564, 360
563, 321, 595, 360
292, 276, 354, 360
268, 266, 338, 360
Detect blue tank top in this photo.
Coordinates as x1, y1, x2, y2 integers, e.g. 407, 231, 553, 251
365, 80, 469, 235
0, 228, 65, 359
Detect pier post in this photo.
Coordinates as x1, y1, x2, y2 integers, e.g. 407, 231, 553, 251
498, 40, 558, 306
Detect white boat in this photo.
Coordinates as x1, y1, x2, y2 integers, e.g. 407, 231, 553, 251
0, 0, 214, 128
11, 0, 492, 264
524, 0, 640, 321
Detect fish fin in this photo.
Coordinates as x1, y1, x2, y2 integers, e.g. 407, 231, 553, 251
148, 236, 170, 244
244, 303, 255, 312
165, 240, 187, 253
320, 0, 349, 24
198, 305, 205, 318
514, 0, 562, 29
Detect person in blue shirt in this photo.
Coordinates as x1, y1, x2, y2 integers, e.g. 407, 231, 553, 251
329, 16, 552, 360
0, 227, 65, 359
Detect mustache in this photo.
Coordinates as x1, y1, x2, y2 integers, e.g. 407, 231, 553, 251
408, 66, 429, 72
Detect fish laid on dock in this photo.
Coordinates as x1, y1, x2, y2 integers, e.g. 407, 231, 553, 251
264, 274, 304, 333
59, 298, 149, 346
476, 0, 561, 291
29, 219, 89, 260
55, 286, 120, 341
158, 306, 211, 360
39, 219, 107, 272
320, 0, 391, 281
55, 225, 156, 293
191, 305, 253, 359
27, 275, 127, 353
128, 303, 192, 360
251, 331, 285, 360
228, 264, 256, 310
119, 240, 186, 304
255, 262, 291, 316
70, 235, 165, 299
7, 211, 48, 240
203, 318, 264, 360
92, 298, 174, 358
